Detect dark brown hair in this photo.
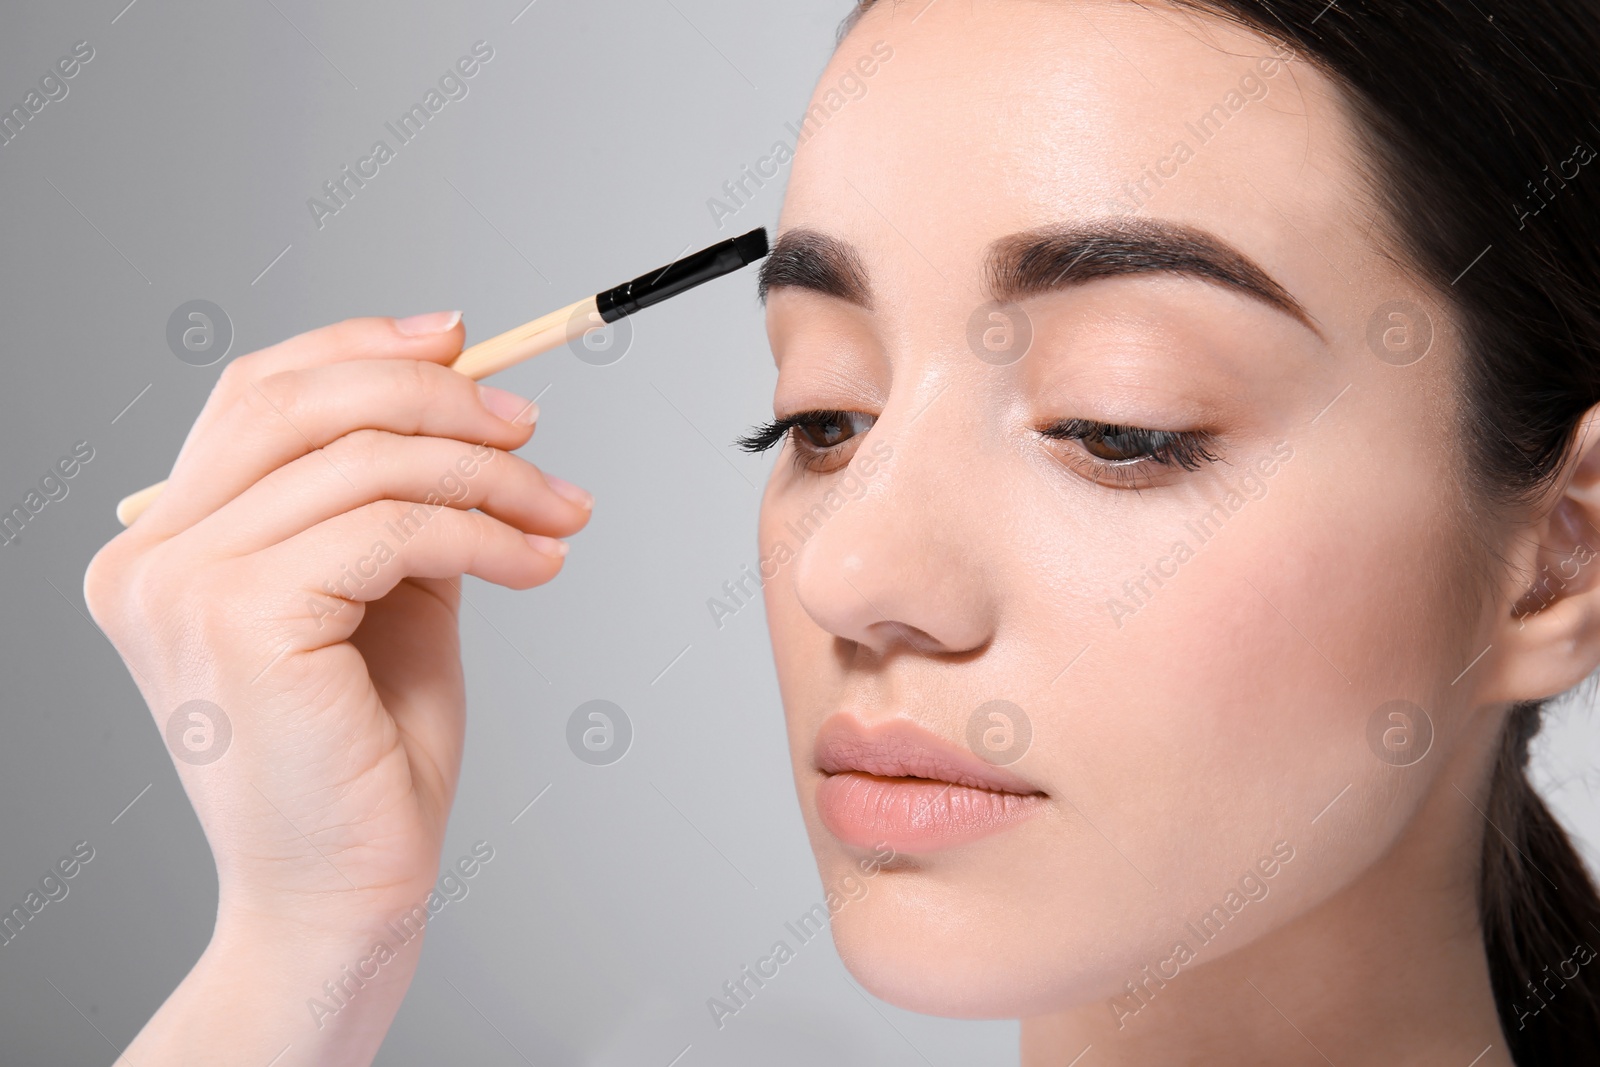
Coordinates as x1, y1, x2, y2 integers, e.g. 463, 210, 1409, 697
843, 0, 1600, 1058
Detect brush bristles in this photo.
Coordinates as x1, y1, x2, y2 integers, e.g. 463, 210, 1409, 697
733, 227, 770, 264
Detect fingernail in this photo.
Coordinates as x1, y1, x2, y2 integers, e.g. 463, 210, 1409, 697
395, 310, 462, 336
478, 385, 539, 425
525, 533, 568, 558
544, 474, 594, 510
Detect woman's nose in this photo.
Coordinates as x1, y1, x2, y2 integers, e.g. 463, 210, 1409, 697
789, 418, 1000, 659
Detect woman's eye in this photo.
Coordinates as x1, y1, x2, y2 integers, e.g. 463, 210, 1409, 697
736, 409, 878, 473
1041, 418, 1220, 485
793, 410, 874, 449
1077, 425, 1159, 463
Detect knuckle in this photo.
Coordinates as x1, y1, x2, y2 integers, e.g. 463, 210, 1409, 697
464, 510, 493, 556
432, 501, 477, 547
83, 539, 128, 629
325, 428, 387, 471
409, 360, 460, 413
248, 370, 301, 422
129, 557, 182, 634
373, 497, 436, 539
108, 551, 169, 639
84, 535, 176, 637
215, 352, 256, 392
389, 361, 435, 436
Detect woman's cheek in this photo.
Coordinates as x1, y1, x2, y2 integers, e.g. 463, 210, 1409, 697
1058, 458, 1466, 879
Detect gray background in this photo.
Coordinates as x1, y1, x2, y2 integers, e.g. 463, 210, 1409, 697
0, 1, 1595, 1064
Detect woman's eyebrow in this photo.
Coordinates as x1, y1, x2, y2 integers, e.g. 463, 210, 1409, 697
758, 228, 874, 308
759, 218, 1323, 341
986, 218, 1325, 339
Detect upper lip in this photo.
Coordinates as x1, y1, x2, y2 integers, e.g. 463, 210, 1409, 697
813, 714, 1045, 795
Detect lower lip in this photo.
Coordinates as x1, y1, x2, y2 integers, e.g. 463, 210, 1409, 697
815, 771, 1046, 853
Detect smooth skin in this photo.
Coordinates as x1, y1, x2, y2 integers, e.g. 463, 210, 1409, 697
85, 311, 591, 1064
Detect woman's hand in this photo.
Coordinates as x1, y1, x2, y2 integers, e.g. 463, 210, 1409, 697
84, 312, 591, 1065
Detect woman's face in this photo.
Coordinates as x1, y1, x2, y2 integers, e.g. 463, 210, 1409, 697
758, 0, 1492, 1019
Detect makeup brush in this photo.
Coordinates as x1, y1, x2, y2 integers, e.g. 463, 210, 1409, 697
115, 227, 771, 526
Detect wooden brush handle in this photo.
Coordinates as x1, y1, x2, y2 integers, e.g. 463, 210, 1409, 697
114, 295, 600, 527
447, 295, 597, 379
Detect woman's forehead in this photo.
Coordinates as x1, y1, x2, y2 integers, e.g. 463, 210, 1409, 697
780, 0, 1371, 296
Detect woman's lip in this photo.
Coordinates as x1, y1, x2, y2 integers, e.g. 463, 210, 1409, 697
813, 714, 1043, 795
815, 772, 1047, 853
812, 714, 1046, 853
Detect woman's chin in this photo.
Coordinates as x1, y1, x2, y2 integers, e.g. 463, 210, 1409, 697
827, 893, 1093, 1020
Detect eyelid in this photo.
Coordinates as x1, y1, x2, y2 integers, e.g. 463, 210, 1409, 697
1039, 418, 1221, 487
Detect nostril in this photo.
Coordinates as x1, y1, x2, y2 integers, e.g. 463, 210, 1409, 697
869, 620, 943, 654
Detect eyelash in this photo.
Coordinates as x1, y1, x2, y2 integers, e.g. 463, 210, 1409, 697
737, 409, 872, 473
1040, 418, 1221, 486
736, 411, 1222, 484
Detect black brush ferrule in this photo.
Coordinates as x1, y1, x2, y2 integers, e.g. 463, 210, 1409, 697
595, 227, 769, 323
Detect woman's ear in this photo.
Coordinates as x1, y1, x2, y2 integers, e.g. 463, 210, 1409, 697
1480, 406, 1600, 703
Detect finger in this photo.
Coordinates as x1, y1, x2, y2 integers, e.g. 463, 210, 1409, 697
256, 501, 569, 646
143, 360, 538, 539
194, 431, 592, 556
235, 312, 467, 378
136, 314, 468, 535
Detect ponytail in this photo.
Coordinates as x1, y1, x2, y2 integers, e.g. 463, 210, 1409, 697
1482, 701, 1600, 1059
